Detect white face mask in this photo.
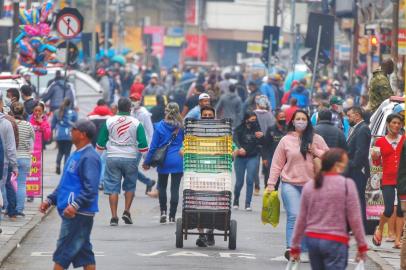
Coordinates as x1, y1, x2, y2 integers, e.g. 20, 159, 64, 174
132, 101, 141, 110
294, 120, 308, 131
4, 97, 11, 107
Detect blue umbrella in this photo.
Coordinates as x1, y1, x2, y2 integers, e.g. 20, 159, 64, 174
111, 55, 126, 65
283, 70, 307, 92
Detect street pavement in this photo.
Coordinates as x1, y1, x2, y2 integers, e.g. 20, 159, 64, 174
0, 154, 384, 270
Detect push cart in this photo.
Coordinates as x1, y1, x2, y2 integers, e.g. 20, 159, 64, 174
176, 119, 237, 250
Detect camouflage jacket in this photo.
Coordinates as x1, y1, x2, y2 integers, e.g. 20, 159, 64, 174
368, 69, 394, 112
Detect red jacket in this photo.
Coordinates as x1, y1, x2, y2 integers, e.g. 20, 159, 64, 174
130, 82, 145, 97
284, 105, 300, 124
375, 136, 405, 186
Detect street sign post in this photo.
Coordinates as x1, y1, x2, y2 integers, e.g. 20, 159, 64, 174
55, 8, 84, 83
260, 26, 280, 70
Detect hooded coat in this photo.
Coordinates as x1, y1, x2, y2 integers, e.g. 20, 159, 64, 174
216, 92, 243, 128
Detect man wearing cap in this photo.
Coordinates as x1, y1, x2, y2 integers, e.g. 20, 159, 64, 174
40, 119, 101, 270
143, 73, 165, 96
330, 96, 350, 138
130, 93, 156, 194
185, 93, 211, 120
369, 59, 395, 113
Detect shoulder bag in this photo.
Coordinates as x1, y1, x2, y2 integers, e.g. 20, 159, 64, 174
150, 128, 179, 168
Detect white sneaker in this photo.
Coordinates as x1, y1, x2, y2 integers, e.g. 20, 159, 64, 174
233, 205, 239, 210
300, 252, 309, 263
245, 207, 252, 211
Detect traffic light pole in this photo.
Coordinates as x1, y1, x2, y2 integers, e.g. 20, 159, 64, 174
311, 25, 322, 99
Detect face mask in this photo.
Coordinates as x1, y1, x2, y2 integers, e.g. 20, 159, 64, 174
4, 97, 11, 107
246, 121, 257, 129
132, 101, 141, 110
335, 106, 343, 113
293, 120, 308, 131
278, 119, 286, 126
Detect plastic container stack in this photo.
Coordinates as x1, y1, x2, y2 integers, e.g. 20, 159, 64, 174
183, 119, 233, 210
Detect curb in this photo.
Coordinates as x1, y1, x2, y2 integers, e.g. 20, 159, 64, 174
0, 207, 55, 267
367, 250, 396, 270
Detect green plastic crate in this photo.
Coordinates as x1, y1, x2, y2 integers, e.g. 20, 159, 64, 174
183, 154, 233, 173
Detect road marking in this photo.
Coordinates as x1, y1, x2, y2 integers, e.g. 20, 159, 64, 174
169, 251, 209, 257
270, 256, 287, 262
31, 251, 105, 257
219, 253, 256, 260
136, 251, 167, 257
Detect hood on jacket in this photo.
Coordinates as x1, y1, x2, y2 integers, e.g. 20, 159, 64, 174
155, 120, 178, 133
89, 105, 113, 116
293, 85, 306, 93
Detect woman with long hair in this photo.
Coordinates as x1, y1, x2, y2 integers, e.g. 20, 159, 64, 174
11, 102, 34, 216
233, 111, 264, 210
372, 113, 405, 248
267, 109, 329, 260
143, 102, 184, 224
290, 148, 368, 269
51, 98, 78, 175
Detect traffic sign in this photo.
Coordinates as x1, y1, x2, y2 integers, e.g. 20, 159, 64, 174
56, 8, 84, 39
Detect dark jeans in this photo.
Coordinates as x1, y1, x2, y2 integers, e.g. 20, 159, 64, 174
56, 140, 73, 169
5, 166, 17, 217
306, 237, 348, 270
349, 171, 367, 230
382, 185, 403, 218
157, 173, 183, 218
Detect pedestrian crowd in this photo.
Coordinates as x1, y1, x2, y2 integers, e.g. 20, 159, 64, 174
0, 57, 401, 269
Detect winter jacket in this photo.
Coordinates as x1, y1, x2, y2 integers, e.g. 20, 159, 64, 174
0, 113, 17, 172
290, 85, 309, 108
216, 92, 243, 128
262, 125, 287, 161
130, 82, 145, 97
144, 121, 184, 174
243, 89, 261, 113
144, 84, 165, 96
29, 115, 52, 143
185, 105, 201, 120
314, 120, 347, 150
369, 69, 394, 112
41, 79, 75, 112
233, 121, 264, 158
51, 109, 78, 141
88, 105, 113, 117
23, 98, 36, 116
48, 144, 101, 216
254, 109, 276, 133
132, 107, 154, 142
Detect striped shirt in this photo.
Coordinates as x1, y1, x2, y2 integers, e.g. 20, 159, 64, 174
15, 120, 35, 159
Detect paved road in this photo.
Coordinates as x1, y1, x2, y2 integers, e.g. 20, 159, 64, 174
0, 167, 381, 270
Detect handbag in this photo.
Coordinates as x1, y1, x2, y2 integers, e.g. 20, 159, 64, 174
149, 128, 179, 168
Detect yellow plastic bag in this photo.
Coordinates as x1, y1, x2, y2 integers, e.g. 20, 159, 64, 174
261, 190, 280, 227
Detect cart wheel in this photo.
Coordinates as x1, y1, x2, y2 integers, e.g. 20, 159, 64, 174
176, 218, 183, 248
228, 219, 237, 250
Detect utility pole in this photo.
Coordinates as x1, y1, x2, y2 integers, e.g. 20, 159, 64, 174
104, 0, 109, 52
10, 0, 19, 70
273, 0, 279, 26
91, 0, 97, 73
290, 0, 296, 71
266, 0, 271, 25
391, 0, 399, 87
349, 0, 359, 86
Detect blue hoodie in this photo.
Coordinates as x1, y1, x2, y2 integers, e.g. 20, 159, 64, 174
144, 121, 184, 174
48, 145, 101, 216
51, 109, 78, 141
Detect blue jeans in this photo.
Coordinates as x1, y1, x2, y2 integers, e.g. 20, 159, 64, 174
99, 152, 107, 187
306, 237, 348, 270
104, 157, 138, 194
135, 152, 153, 186
281, 182, 307, 251
53, 214, 95, 269
5, 166, 17, 217
16, 158, 31, 213
234, 155, 259, 207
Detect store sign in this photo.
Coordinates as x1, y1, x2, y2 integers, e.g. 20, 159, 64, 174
246, 42, 262, 55
164, 36, 185, 47
398, 29, 406, 55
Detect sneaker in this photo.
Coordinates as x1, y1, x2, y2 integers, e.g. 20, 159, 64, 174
56, 166, 61, 175
110, 217, 119, 226
122, 210, 133, 224
98, 184, 104, 191
169, 217, 175, 223
16, 212, 25, 217
160, 212, 167, 224
145, 180, 156, 195
284, 249, 291, 261
300, 252, 309, 263
206, 230, 215, 246
196, 235, 208, 247
245, 206, 252, 211
233, 205, 239, 210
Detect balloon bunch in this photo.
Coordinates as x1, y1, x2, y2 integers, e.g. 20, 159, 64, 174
15, 0, 59, 76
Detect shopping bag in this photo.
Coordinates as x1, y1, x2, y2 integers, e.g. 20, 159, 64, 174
285, 260, 300, 270
354, 260, 365, 270
261, 190, 280, 227
10, 172, 17, 193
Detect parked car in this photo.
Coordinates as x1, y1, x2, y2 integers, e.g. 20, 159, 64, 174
365, 96, 404, 234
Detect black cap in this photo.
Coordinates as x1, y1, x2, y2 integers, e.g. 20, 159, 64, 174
71, 119, 97, 140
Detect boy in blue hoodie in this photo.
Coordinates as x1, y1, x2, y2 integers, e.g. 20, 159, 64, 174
40, 119, 101, 270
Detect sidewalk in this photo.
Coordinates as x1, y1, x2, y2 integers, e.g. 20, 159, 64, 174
367, 235, 402, 270
0, 145, 58, 267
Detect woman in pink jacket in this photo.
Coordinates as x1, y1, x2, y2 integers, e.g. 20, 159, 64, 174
290, 148, 368, 269
30, 102, 52, 144
267, 110, 328, 260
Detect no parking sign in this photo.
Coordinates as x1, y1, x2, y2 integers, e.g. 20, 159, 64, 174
56, 8, 84, 39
